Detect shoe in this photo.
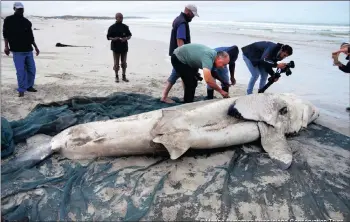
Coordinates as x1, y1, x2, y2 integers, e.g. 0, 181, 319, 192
27, 87, 37, 92
18, 92, 24, 97
122, 75, 129, 82
115, 77, 119, 83
346, 107, 350, 112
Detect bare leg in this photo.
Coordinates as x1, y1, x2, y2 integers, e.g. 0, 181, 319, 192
160, 81, 176, 103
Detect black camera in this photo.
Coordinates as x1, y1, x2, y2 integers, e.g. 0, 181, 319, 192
278, 60, 295, 76
259, 60, 295, 93
268, 60, 295, 81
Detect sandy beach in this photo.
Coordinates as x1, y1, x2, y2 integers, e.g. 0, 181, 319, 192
1, 17, 349, 136
0, 17, 248, 119
1, 16, 350, 221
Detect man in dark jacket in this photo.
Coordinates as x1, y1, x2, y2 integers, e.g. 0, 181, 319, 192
332, 42, 350, 111
241, 41, 293, 94
3, 2, 40, 97
160, 4, 199, 103
107, 12, 132, 83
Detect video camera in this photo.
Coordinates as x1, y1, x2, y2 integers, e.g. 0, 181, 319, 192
277, 60, 294, 76
258, 60, 295, 93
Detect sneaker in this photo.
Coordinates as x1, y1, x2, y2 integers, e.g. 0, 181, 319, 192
18, 92, 24, 97
27, 87, 37, 92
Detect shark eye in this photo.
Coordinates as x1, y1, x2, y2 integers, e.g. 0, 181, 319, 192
279, 107, 288, 115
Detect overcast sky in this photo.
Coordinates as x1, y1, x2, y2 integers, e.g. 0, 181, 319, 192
1, 1, 349, 25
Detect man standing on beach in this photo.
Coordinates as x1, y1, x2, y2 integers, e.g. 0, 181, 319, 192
171, 43, 230, 103
241, 41, 293, 94
160, 4, 199, 103
107, 12, 132, 83
2, 2, 40, 97
207, 45, 239, 100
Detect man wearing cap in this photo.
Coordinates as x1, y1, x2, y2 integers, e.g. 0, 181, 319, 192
3, 2, 40, 97
160, 4, 199, 103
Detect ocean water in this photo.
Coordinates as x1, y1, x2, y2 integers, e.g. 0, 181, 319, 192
98, 17, 349, 128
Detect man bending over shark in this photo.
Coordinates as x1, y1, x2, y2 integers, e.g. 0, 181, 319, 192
161, 44, 239, 103
170, 43, 230, 103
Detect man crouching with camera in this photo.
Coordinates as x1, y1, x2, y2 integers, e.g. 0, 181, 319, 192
241, 41, 293, 94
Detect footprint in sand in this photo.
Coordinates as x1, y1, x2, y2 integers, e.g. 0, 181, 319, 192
45, 72, 75, 80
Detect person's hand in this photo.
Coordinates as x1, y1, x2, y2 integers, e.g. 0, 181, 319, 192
332, 47, 348, 55
35, 47, 40, 56
121, 37, 127, 42
334, 61, 342, 67
277, 63, 287, 69
4, 46, 10, 56
220, 90, 229, 98
230, 78, 236, 86
273, 77, 279, 82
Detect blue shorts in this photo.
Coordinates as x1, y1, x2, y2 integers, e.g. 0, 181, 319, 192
167, 68, 180, 84
167, 66, 230, 88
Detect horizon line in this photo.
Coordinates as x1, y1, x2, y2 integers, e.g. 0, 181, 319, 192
1, 14, 348, 27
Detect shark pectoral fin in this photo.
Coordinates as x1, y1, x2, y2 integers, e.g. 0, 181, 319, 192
257, 122, 293, 170
152, 130, 191, 160
152, 110, 184, 135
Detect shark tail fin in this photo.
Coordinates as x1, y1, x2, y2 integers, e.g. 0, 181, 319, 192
14, 134, 54, 164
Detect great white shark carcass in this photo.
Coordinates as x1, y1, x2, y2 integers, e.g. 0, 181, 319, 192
16, 93, 320, 170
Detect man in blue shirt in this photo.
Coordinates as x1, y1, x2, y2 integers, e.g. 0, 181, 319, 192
241, 41, 293, 94
160, 4, 199, 103
207, 45, 239, 99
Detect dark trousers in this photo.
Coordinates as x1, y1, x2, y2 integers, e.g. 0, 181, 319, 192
113, 51, 127, 76
171, 54, 199, 103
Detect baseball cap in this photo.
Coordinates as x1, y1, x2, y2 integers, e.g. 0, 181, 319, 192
13, 2, 24, 9
185, 4, 199, 17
